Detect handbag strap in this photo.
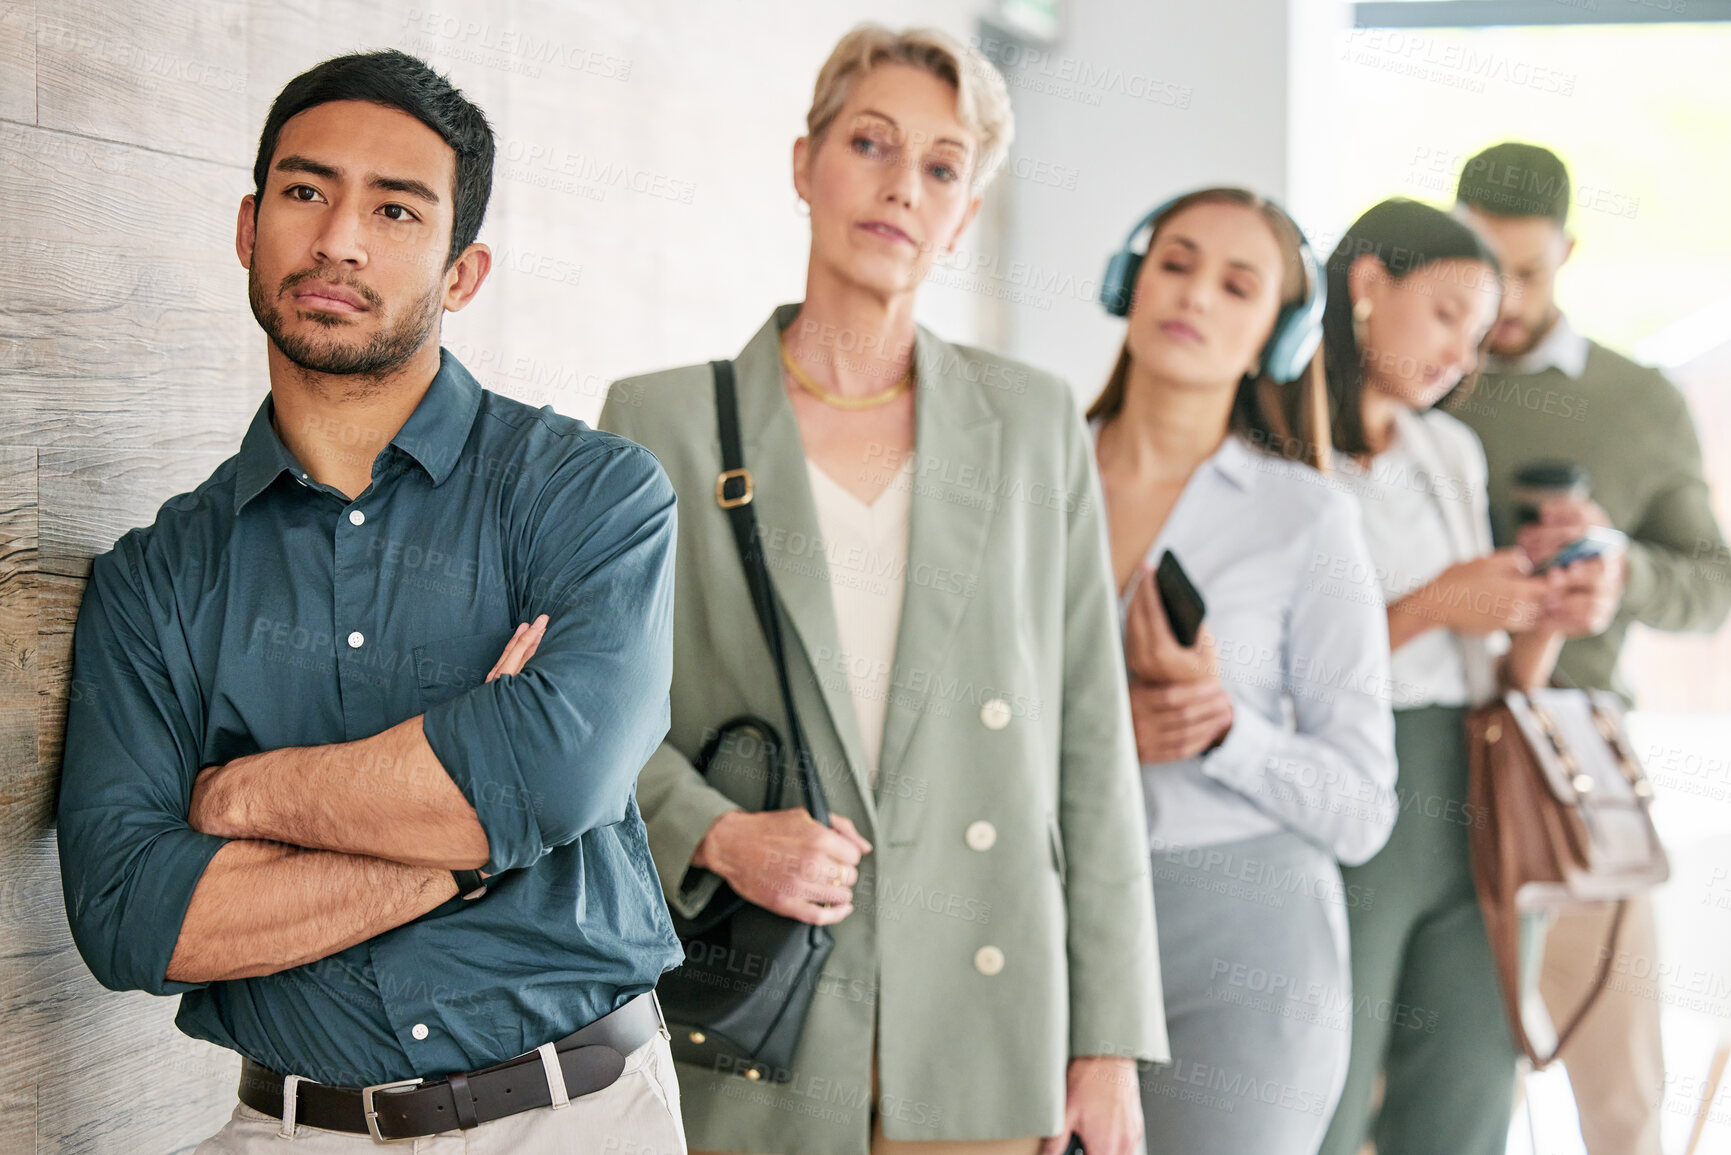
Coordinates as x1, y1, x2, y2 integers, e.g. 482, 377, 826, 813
711, 360, 831, 826
1516, 900, 1627, 1068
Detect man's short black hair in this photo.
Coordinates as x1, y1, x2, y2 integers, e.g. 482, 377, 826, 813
1456, 141, 1570, 225
253, 49, 494, 267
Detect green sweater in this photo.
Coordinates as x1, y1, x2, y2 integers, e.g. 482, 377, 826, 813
1448, 339, 1730, 702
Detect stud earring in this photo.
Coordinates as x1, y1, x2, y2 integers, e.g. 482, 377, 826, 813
1352, 297, 1373, 347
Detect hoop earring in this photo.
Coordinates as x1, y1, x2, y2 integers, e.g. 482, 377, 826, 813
1352, 297, 1373, 348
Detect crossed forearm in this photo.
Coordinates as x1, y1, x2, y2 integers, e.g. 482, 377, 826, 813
166, 839, 457, 982
190, 715, 490, 869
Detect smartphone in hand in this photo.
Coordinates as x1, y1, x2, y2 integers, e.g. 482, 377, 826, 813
1531, 527, 1627, 576
1155, 550, 1207, 648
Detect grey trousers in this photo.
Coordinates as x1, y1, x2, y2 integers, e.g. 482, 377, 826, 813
1139, 829, 1353, 1155
195, 1034, 687, 1154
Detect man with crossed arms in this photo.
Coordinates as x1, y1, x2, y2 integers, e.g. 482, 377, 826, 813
57, 50, 688, 1152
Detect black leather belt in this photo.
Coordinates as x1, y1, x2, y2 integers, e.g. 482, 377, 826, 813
238, 991, 668, 1141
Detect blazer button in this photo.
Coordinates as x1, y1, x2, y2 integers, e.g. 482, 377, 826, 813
974, 945, 1005, 976
965, 820, 997, 852
980, 699, 1012, 730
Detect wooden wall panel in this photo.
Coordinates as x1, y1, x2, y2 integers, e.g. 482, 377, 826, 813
0, 448, 42, 848
0, 838, 237, 1155
35, 0, 247, 165
0, 125, 260, 453
2, 7, 254, 1147
0, 0, 36, 124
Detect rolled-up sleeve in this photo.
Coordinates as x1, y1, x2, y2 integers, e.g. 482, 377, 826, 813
57, 546, 230, 995
1201, 499, 1398, 866
419, 442, 678, 872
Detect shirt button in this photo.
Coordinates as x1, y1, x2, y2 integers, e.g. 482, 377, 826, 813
965, 820, 997, 852
974, 945, 1005, 976
411, 1023, 429, 1041
347, 631, 365, 649
348, 509, 365, 526
980, 699, 1011, 730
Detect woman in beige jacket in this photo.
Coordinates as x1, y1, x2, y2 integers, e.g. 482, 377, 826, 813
599, 23, 1164, 1155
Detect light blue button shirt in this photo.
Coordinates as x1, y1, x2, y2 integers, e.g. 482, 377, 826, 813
1119, 434, 1399, 867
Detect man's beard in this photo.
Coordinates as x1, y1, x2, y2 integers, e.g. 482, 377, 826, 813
250, 264, 443, 391
1489, 307, 1558, 361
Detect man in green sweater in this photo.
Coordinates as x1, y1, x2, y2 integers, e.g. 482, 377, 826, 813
1451, 141, 1731, 1155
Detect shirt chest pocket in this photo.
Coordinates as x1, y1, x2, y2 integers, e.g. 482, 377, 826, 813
413, 629, 516, 710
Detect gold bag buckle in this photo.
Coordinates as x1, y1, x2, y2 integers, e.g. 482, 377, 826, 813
716, 468, 754, 509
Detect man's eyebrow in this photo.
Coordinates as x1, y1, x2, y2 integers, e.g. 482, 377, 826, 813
275, 154, 340, 180
370, 175, 441, 206
272, 155, 441, 206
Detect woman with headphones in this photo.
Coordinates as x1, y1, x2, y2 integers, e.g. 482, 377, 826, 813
1090, 187, 1398, 1154
1315, 199, 1565, 1155
601, 24, 1164, 1155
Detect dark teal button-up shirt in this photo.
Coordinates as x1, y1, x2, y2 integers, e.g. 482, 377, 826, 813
56, 349, 682, 1087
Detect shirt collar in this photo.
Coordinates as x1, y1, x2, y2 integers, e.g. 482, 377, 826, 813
1207, 433, 1262, 491
233, 397, 308, 513
1487, 312, 1588, 378
388, 347, 484, 486
232, 348, 484, 514
1087, 421, 1262, 493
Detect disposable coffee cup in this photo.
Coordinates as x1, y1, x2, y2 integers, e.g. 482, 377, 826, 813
1513, 461, 1590, 526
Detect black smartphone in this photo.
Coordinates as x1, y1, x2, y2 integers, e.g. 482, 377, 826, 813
1155, 549, 1206, 648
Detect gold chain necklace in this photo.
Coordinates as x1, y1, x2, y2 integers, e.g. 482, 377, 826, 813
778, 332, 914, 410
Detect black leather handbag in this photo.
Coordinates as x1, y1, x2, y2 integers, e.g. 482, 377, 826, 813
655, 360, 835, 1084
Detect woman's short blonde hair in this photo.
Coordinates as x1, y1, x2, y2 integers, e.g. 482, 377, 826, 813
805, 23, 1015, 190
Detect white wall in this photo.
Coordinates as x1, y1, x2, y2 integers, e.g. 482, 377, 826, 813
253, 0, 988, 424
989, 0, 1347, 397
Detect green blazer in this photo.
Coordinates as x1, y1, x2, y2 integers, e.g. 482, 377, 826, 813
600, 306, 1166, 1155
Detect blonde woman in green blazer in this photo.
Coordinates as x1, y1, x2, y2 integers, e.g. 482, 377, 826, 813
599, 24, 1165, 1155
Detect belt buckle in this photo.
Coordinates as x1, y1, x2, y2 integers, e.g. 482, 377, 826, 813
361, 1077, 423, 1143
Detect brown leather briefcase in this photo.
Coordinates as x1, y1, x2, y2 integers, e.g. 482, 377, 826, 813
1465, 688, 1669, 1067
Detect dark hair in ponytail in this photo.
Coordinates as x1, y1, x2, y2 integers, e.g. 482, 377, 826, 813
1320, 198, 1501, 456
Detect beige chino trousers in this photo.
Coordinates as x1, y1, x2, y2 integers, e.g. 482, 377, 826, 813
1542, 896, 1666, 1155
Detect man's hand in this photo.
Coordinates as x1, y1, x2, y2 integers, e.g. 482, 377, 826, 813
1517, 495, 1614, 566
691, 809, 871, 926
1541, 554, 1624, 637
1041, 1055, 1143, 1155
486, 614, 547, 681
1124, 562, 1218, 686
